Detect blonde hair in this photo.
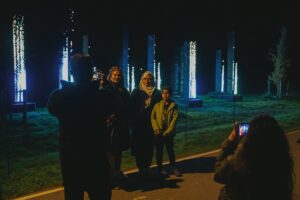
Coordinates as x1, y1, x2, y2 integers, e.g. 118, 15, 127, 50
107, 66, 124, 86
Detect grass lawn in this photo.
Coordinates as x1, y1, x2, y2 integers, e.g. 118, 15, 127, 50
1, 95, 300, 199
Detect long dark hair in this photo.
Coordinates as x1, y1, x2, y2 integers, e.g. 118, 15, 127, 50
241, 114, 294, 199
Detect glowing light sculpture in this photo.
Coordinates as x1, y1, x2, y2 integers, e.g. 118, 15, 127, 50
189, 41, 197, 99
13, 15, 26, 102
157, 62, 161, 90
131, 66, 135, 92
234, 62, 238, 95
127, 64, 130, 90
221, 61, 225, 93
59, 37, 69, 88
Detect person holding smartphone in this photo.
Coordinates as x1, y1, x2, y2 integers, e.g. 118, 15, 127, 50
214, 114, 294, 200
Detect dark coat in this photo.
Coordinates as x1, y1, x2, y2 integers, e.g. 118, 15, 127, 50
47, 82, 118, 189
129, 88, 161, 154
214, 139, 247, 200
105, 84, 131, 152
214, 138, 293, 200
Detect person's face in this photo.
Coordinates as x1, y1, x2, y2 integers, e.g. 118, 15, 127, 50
142, 74, 153, 87
98, 72, 104, 84
110, 70, 122, 84
162, 89, 171, 101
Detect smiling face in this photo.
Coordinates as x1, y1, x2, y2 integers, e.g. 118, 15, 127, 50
109, 70, 122, 85
142, 74, 153, 87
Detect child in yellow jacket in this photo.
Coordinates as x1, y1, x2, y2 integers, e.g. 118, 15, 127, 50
151, 86, 181, 176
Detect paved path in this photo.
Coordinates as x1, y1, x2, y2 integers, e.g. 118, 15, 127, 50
15, 130, 300, 200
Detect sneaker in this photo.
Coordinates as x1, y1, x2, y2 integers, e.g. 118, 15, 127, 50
173, 168, 182, 177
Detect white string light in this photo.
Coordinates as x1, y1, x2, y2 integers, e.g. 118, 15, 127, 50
189, 41, 197, 99
131, 66, 135, 92
234, 62, 238, 95
157, 62, 161, 90
221, 61, 225, 93
13, 15, 26, 102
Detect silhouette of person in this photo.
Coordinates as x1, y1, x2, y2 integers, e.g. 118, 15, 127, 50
130, 71, 161, 180
214, 114, 294, 200
48, 53, 118, 200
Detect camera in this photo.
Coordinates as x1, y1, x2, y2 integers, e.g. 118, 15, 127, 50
238, 122, 249, 137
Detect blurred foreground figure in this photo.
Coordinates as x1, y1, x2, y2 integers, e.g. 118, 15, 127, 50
214, 114, 294, 200
48, 54, 117, 200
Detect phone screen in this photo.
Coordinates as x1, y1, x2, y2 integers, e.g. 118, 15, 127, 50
239, 123, 249, 136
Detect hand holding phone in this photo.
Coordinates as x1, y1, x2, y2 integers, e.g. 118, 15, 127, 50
239, 123, 249, 137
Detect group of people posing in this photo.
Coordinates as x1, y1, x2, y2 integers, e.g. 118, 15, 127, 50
48, 53, 180, 200
48, 53, 295, 200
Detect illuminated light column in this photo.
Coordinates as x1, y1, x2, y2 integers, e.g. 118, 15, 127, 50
121, 27, 129, 90
13, 15, 26, 102
59, 37, 69, 88
215, 50, 222, 93
189, 41, 197, 99
157, 62, 161, 90
234, 62, 238, 95
131, 66, 135, 92
127, 64, 130, 90
147, 34, 155, 75
221, 60, 225, 93
153, 62, 156, 80
227, 31, 235, 94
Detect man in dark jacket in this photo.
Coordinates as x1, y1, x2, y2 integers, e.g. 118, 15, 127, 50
48, 54, 117, 200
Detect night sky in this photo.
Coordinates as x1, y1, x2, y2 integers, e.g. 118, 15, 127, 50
1, 0, 300, 106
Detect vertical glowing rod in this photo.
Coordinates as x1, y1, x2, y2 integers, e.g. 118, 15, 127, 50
127, 64, 130, 91
131, 66, 135, 91
234, 62, 238, 95
189, 41, 196, 98
13, 15, 26, 102
157, 62, 161, 90
221, 63, 225, 93
59, 37, 69, 88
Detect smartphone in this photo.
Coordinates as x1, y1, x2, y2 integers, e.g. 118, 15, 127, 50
239, 123, 249, 137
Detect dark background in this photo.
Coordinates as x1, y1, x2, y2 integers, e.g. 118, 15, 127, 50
1, 0, 300, 106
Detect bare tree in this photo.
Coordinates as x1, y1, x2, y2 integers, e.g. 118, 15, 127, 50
268, 26, 290, 98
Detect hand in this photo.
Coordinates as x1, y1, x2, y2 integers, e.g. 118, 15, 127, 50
155, 129, 161, 135
228, 122, 239, 141
107, 114, 117, 127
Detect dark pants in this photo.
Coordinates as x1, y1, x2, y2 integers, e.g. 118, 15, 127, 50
155, 135, 176, 170
60, 147, 112, 200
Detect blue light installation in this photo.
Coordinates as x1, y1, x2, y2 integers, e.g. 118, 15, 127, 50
234, 62, 238, 95
130, 65, 135, 92
221, 60, 225, 93
127, 63, 130, 90
59, 8, 75, 87
157, 62, 161, 90
59, 37, 69, 88
189, 41, 197, 99
13, 15, 26, 102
